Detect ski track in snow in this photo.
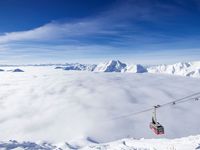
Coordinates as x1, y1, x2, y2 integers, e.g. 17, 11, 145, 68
0, 66, 200, 149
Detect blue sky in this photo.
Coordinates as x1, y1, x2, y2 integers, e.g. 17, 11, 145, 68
0, 0, 200, 64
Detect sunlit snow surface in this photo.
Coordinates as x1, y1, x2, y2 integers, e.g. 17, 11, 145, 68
0, 66, 200, 149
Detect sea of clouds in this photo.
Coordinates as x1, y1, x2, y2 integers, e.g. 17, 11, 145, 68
0, 66, 200, 143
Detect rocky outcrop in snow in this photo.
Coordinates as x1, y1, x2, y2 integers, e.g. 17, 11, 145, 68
6, 68, 24, 72
12, 68, 24, 72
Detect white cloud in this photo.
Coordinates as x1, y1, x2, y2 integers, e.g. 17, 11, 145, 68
0, 0, 181, 44
0, 20, 104, 43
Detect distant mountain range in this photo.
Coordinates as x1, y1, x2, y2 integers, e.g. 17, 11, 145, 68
1, 60, 200, 77
56, 60, 200, 78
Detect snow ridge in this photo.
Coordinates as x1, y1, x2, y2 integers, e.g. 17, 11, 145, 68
55, 63, 97, 71
148, 61, 200, 78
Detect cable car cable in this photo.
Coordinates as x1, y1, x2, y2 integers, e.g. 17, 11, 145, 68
110, 108, 153, 121
160, 91, 200, 107
109, 92, 200, 121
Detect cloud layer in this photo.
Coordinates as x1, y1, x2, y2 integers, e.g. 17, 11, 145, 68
0, 67, 200, 142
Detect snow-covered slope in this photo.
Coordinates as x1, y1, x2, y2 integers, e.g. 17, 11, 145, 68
0, 135, 199, 150
94, 60, 126, 72
148, 61, 200, 77
125, 64, 147, 73
82, 135, 200, 150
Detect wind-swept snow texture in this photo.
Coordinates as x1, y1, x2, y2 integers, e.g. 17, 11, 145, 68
0, 66, 200, 144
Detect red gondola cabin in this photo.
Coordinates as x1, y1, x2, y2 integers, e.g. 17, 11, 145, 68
150, 122, 164, 135
150, 105, 164, 135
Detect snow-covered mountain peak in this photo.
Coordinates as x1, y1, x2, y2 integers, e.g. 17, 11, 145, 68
94, 60, 127, 72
